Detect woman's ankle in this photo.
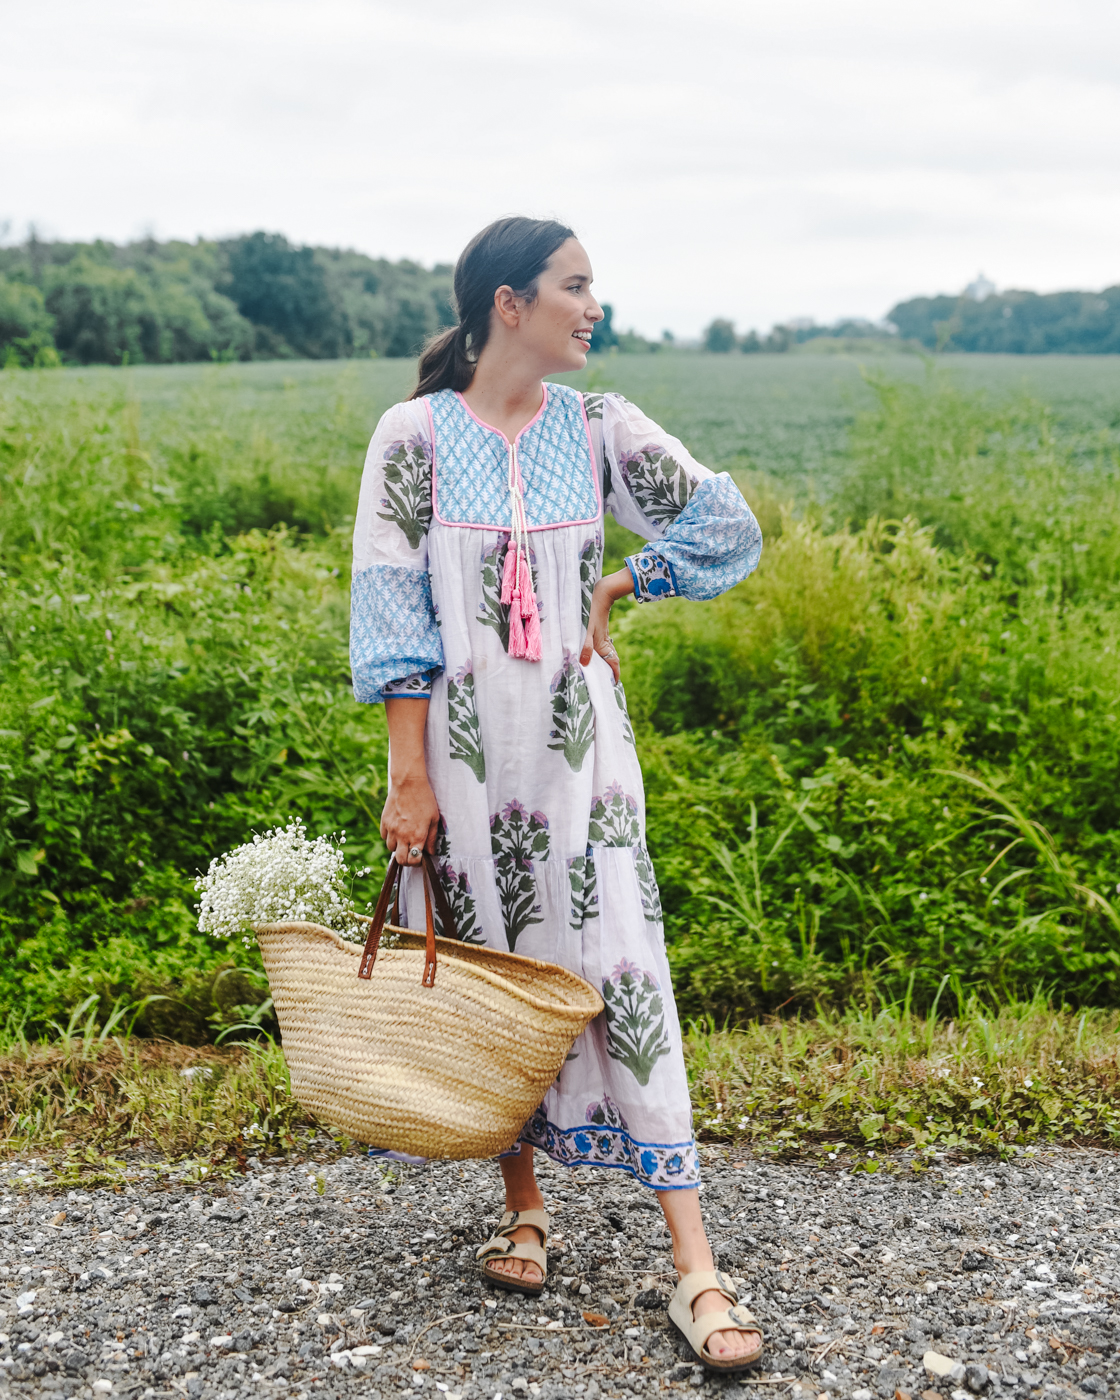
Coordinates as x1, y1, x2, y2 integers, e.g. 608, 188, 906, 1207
504, 1191, 545, 1212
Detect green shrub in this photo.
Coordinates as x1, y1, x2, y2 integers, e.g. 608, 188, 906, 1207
1, 362, 1119, 1034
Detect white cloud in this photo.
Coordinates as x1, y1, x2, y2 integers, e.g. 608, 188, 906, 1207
2, 0, 1118, 337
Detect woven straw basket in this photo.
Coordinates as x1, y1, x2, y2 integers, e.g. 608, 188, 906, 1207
255, 855, 602, 1160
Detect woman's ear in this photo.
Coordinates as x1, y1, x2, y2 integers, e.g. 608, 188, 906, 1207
493, 285, 524, 329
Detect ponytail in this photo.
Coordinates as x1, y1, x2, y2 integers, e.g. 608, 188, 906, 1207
409, 215, 575, 400
413, 323, 474, 398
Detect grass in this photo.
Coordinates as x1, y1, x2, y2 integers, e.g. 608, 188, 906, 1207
3, 352, 1120, 1036
2, 1002, 1117, 1178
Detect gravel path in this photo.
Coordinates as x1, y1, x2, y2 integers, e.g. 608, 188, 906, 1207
1, 1146, 1118, 1400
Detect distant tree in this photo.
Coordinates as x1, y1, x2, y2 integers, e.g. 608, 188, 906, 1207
888, 287, 1120, 353
589, 303, 619, 353
703, 318, 737, 353
224, 233, 348, 359
44, 258, 158, 364
740, 330, 762, 354
0, 276, 58, 366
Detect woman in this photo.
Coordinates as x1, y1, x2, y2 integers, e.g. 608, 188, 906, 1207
350, 217, 764, 1372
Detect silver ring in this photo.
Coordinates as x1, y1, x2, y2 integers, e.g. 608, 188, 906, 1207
408, 846, 423, 860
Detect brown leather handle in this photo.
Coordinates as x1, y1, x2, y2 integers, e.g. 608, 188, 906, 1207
357, 853, 460, 985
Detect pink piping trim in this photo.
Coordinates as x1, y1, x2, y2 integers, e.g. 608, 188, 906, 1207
423, 394, 439, 525
426, 384, 602, 534
454, 385, 550, 446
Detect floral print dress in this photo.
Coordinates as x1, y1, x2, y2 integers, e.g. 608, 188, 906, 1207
350, 383, 762, 1190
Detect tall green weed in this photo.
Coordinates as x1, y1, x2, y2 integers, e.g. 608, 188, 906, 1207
2, 365, 1119, 1032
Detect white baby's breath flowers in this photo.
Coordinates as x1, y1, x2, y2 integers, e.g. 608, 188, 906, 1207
196, 817, 366, 945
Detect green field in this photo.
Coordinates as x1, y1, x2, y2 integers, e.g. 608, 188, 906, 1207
3, 351, 1120, 1044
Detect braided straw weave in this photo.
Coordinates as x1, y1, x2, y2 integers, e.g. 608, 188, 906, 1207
255, 919, 603, 1159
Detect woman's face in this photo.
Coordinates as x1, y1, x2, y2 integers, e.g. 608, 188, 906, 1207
515, 238, 604, 372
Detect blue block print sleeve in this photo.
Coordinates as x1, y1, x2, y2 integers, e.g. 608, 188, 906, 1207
599, 393, 763, 604
350, 401, 444, 703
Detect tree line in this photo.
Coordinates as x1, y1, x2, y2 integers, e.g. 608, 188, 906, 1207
0, 232, 456, 367
4, 230, 1117, 366
700, 284, 1120, 355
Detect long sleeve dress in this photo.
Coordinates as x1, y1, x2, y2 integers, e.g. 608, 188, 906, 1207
350, 383, 762, 1191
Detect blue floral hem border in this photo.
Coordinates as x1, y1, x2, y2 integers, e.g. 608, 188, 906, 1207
625, 550, 680, 604
510, 1106, 701, 1191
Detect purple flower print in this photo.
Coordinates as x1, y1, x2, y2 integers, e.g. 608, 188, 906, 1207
600, 962, 670, 1087
490, 801, 550, 950
377, 436, 432, 549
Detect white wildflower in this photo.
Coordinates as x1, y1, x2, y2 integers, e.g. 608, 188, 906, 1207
195, 817, 366, 944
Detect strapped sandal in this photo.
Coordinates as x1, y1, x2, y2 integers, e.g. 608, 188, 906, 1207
476, 1208, 550, 1296
667, 1269, 764, 1373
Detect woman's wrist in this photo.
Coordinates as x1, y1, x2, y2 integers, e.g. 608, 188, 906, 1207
389, 762, 431, 789
597, 567, 635, 604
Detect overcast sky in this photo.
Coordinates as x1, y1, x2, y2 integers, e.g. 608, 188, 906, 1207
3, 0, 1119, 339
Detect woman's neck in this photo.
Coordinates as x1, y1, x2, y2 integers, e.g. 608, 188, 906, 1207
460, 351, 546, 443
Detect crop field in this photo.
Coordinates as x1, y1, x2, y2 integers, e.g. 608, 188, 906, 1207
2, 349, 1120, 1063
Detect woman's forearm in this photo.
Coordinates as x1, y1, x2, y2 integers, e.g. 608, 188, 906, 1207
381, 698, 440, 863
385, 696, 430, 783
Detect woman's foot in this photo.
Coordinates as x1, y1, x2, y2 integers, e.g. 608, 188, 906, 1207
657, 1186, 762, 1362
689, 1287, 761, 1360
484, 1219, 546, 1287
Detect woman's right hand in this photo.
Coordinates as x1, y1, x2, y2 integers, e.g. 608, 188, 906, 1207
380, 769, 441, 865
381, 696, 440, 865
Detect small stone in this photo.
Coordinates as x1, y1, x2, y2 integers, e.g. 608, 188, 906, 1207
964, 1363, 989, 1391
413, 1359, 430, 1371
578, 1282, 592, 1297
960, 1252, 986, 1272
511, 1382, 530, 1396
924, 1351, 965, 1381
92, 1383, 113, 1395
1080, 1379, 1108, 1396
635, 1289, 664, 1309
920, 1391, 941, 1400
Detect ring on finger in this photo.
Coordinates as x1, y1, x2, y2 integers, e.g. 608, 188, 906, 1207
408, 845, 423, 860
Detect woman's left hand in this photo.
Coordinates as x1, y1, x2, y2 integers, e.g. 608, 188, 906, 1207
580, 568, 634, 684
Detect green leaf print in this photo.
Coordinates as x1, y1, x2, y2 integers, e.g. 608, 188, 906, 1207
376, 435, 433, 550
601, 960, 670, 1087
579, 536, 602, 631
635, 845, 663, 922
618, 447, 694, 529
477, 538, 511, 651
478, 537, 542, 656
432, 820, 483, 945
588, 782, 641, 847
567, 853, 598, 931
489, 800, 550, 950
614, 680, 636, 746
548, 652, 595, 773
582, 392, 605, 421
447, 663, 486, 783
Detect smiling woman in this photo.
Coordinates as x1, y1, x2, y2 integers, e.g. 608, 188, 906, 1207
348, 215, 765, 1372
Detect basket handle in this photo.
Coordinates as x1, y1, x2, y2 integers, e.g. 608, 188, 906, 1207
357, 853, 459, 985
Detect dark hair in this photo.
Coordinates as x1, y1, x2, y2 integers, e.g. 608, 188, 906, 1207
410, 216, 576, 398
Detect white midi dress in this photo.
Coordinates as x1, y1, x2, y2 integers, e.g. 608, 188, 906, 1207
350, 383, 762, 1190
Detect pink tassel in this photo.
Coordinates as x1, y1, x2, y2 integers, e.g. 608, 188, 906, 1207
507, 591, 527, 658
500, 538, 541, 661
521, 590, 542, 661
500, 542, 518, 605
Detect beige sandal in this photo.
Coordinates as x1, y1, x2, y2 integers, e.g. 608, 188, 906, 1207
667, 1269, 764, 1372
476, 1208, 550, 1296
